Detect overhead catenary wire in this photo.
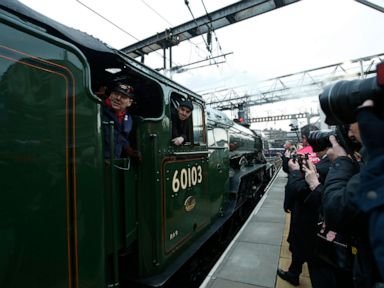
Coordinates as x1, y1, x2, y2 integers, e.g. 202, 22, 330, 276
141, 0, 173, 26
75, 0, 179, 66
139, 0, 212, 72
138, 0, 227, 71
200, 0, 224, 56
183, 0, 230, 69
184, 0, 212, 54
171, 52, 233, 72
76, 0, 227, 73
140, 0, 210, 59
76, 0, 139, 41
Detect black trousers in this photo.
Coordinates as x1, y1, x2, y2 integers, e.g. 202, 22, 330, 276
308, 258, 353, 288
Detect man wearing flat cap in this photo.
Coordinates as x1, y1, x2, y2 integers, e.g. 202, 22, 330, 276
171, 100, 193, 146
102, 82, 136, 158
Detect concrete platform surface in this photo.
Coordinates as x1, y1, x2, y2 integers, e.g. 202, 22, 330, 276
200, 169, 312, 288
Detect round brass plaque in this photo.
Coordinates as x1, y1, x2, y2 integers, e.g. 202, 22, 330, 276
184, 196, 196, 212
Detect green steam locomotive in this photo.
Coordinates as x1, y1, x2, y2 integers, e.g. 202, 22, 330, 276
0, 1, 276, 287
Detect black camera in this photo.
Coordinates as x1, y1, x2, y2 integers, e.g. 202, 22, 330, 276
307, 129, 335, 152
289, 146, 296, 152
307, 126, 361, 155
290, 153, 309, 171
319, 63, 384, 125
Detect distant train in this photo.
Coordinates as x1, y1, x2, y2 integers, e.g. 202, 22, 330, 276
0, 1, 277, 287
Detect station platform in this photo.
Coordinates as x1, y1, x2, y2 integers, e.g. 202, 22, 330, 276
200, 169, 312, 288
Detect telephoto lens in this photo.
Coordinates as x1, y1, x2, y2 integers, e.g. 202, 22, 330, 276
307, 126, 361, 156
319, 76, 381, 125
307, 130, 334, 152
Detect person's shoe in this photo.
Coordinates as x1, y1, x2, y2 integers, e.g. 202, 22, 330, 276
276, 268, 299, 286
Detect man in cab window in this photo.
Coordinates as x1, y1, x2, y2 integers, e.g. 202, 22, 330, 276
171, 100, 193, 146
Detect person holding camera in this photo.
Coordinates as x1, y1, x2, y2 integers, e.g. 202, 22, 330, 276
277, 125, 325, 287
283, 132, 352, 288
323, 121, 384, 288
297, 124, 320, 164
318, 113, 381, 288
354, 99, 384, 283
318, 63, 384, 287
277, 156, 306, 286
320, 124, 377, 286
282, 125, 320, 211
281, 140, 296, 174
301, 148, 354, 288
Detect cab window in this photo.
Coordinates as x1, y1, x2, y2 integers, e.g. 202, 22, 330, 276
192, 104, 206, 145
208, 127, 228, 148
170, 93, 206, 146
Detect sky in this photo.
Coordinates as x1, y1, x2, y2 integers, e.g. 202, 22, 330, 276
18, 0, 384, 131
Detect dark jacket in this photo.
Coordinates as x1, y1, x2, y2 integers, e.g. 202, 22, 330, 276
285, 156, 331, 261
102, 105, 133, 158
304, 155, 331, 211
322, 155, 382, 287
322, 156, 360, 232
171, 109, 191, 144
354, 107, 384, 283
282, 152, 290, 174
354, 155, 384, 282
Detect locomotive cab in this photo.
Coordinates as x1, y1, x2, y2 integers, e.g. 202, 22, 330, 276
96, 63, 224, 285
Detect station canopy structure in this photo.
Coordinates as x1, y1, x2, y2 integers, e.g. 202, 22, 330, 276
201, 52, 384, 111
120, 0, 383, 117
121, 0, 300, 63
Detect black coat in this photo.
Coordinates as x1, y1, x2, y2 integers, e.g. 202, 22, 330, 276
322, 156, 360, 232
102, 105, 133, 158
284, 156, 331, 261
171, 109, 191, 144
322, 156, 382, 287
282, 152, 290, 174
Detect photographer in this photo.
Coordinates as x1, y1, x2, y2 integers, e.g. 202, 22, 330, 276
282, 140, 296, 174
278, 126, 332, 287
277, 156, 307, 286
322, 127, 362, 229
354, 99, 384, 281
300, 136, 355, 287
318, 66, 384, 287
302, 132, 353, 287
321, 124, 379, 288
297, 124, 320, 164
282, 125, 319, 213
